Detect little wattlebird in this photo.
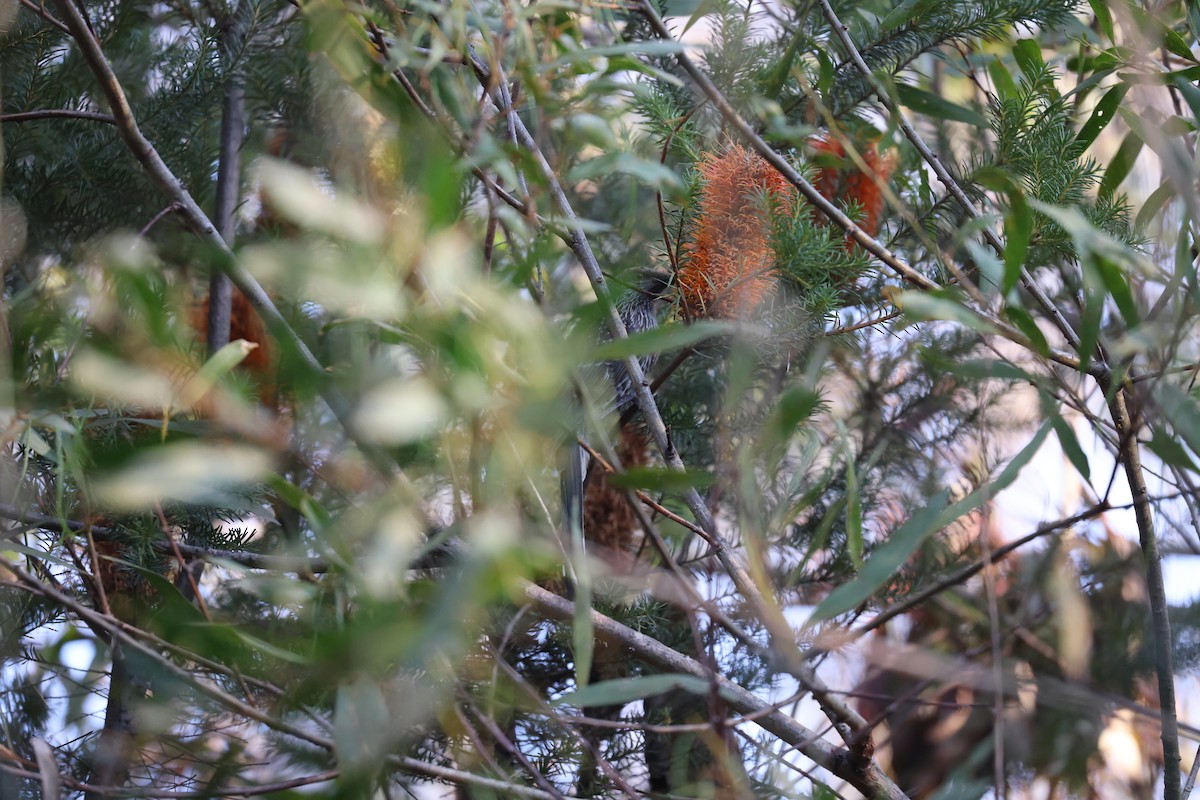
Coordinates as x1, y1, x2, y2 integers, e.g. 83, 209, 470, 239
561, 267, 675, 558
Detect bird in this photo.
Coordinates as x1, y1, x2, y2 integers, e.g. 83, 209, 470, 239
561, 267, 675, 557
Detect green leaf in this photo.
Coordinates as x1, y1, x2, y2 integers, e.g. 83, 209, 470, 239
1013, 39, 1045, 80
267, 475, 333, 535
989, 59, 1019, 101
1158, 384, 1200, 459
1003, 190, 1032, 295
1136, 180, 1177, 230
896, 292, 999, 335
1146, 424, 1199, 470
1099, 130, 1144, 196
546, 40, 683, 69
765, 28, 805, 99
844, 440, 863, 567
764, 384, 823, 442
1076, 83, 1129, 150
1162, 27, 1198, 64
568, 152, 683, 192
606, 467, 714, 492
925, 355, 1033, 382
1173, 77, 1200, 126
1094, 254, 1140, 326
1050, 414, 1091, 480
682, 0, 723, 33
880, 0, 928, 31
591, 320, 734, 360
895, 84, 986, 126
810, 491, 950, 621
573, 575, 594, 691
554, 674, 725, 708
1088, 0, 1114, 40
231, 628, 312, 665
812, 422, 1052, 621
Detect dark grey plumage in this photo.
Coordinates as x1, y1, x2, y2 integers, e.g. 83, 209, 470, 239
605, 268, 675, 414
562, 268, 674, 539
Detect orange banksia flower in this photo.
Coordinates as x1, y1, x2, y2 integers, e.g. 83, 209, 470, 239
810, 135, 895, 243
677, 144, 797, 320
192, 290, 276, 406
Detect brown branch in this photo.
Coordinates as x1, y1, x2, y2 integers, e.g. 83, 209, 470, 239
0, 109, 115, 124
17, 0, 69, 33
859, 503, 1110, 636
1109, 389, 1181, 798
522, 581, 909, 799
137, 202, 182, 237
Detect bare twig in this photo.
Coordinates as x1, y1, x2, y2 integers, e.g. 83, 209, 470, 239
17, 0, 69, 33
137, 203, 182, 237
523, 581, 908, 799
1109, 390, 1181, 797
0, 109, 115, 124
859, 503, 1109, 636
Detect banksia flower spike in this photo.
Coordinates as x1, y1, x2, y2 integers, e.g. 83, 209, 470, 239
676, 143, 797, 320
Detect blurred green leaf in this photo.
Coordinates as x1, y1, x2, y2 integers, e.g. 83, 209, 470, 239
1003, 190, 1032, 295
896, 84, 986, 126
1050, 414, 1091, 481
1099, 130, 1143, 196
1136, 181, 1177, 230
896, 291, 999, 335
591, 320, 734, 361
555, 673, 730, 708
812, 421, 1052, 621
1158, 384, 1200, 461
844, 440, 863, 568
1087, 0, 1114, 40
1013, 39, 1045, 80
1147, 424, 1199, 471
606, 466, 713, 492
810, 491, 950, 621
94, 443, 275, 510
989, 59, 1019, 101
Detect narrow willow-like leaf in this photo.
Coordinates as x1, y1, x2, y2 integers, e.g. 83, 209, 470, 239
812, 421, 1052, 621
554, 674, 729, 708
896, 83, 986, 126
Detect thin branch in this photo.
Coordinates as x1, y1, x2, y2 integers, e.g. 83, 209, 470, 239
0, 109, 115, 124
858, 503, 1109, 636
522, 581, 908, 800
1109, 389, 1181, 798
465, 702, 569, 800
17, 0, 69, 33
138, 202, 182, 237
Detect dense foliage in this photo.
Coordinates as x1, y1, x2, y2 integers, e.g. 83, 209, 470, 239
2, 0, 1200, 798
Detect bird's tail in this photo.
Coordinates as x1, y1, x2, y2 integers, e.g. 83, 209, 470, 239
561, 440, 586, 542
